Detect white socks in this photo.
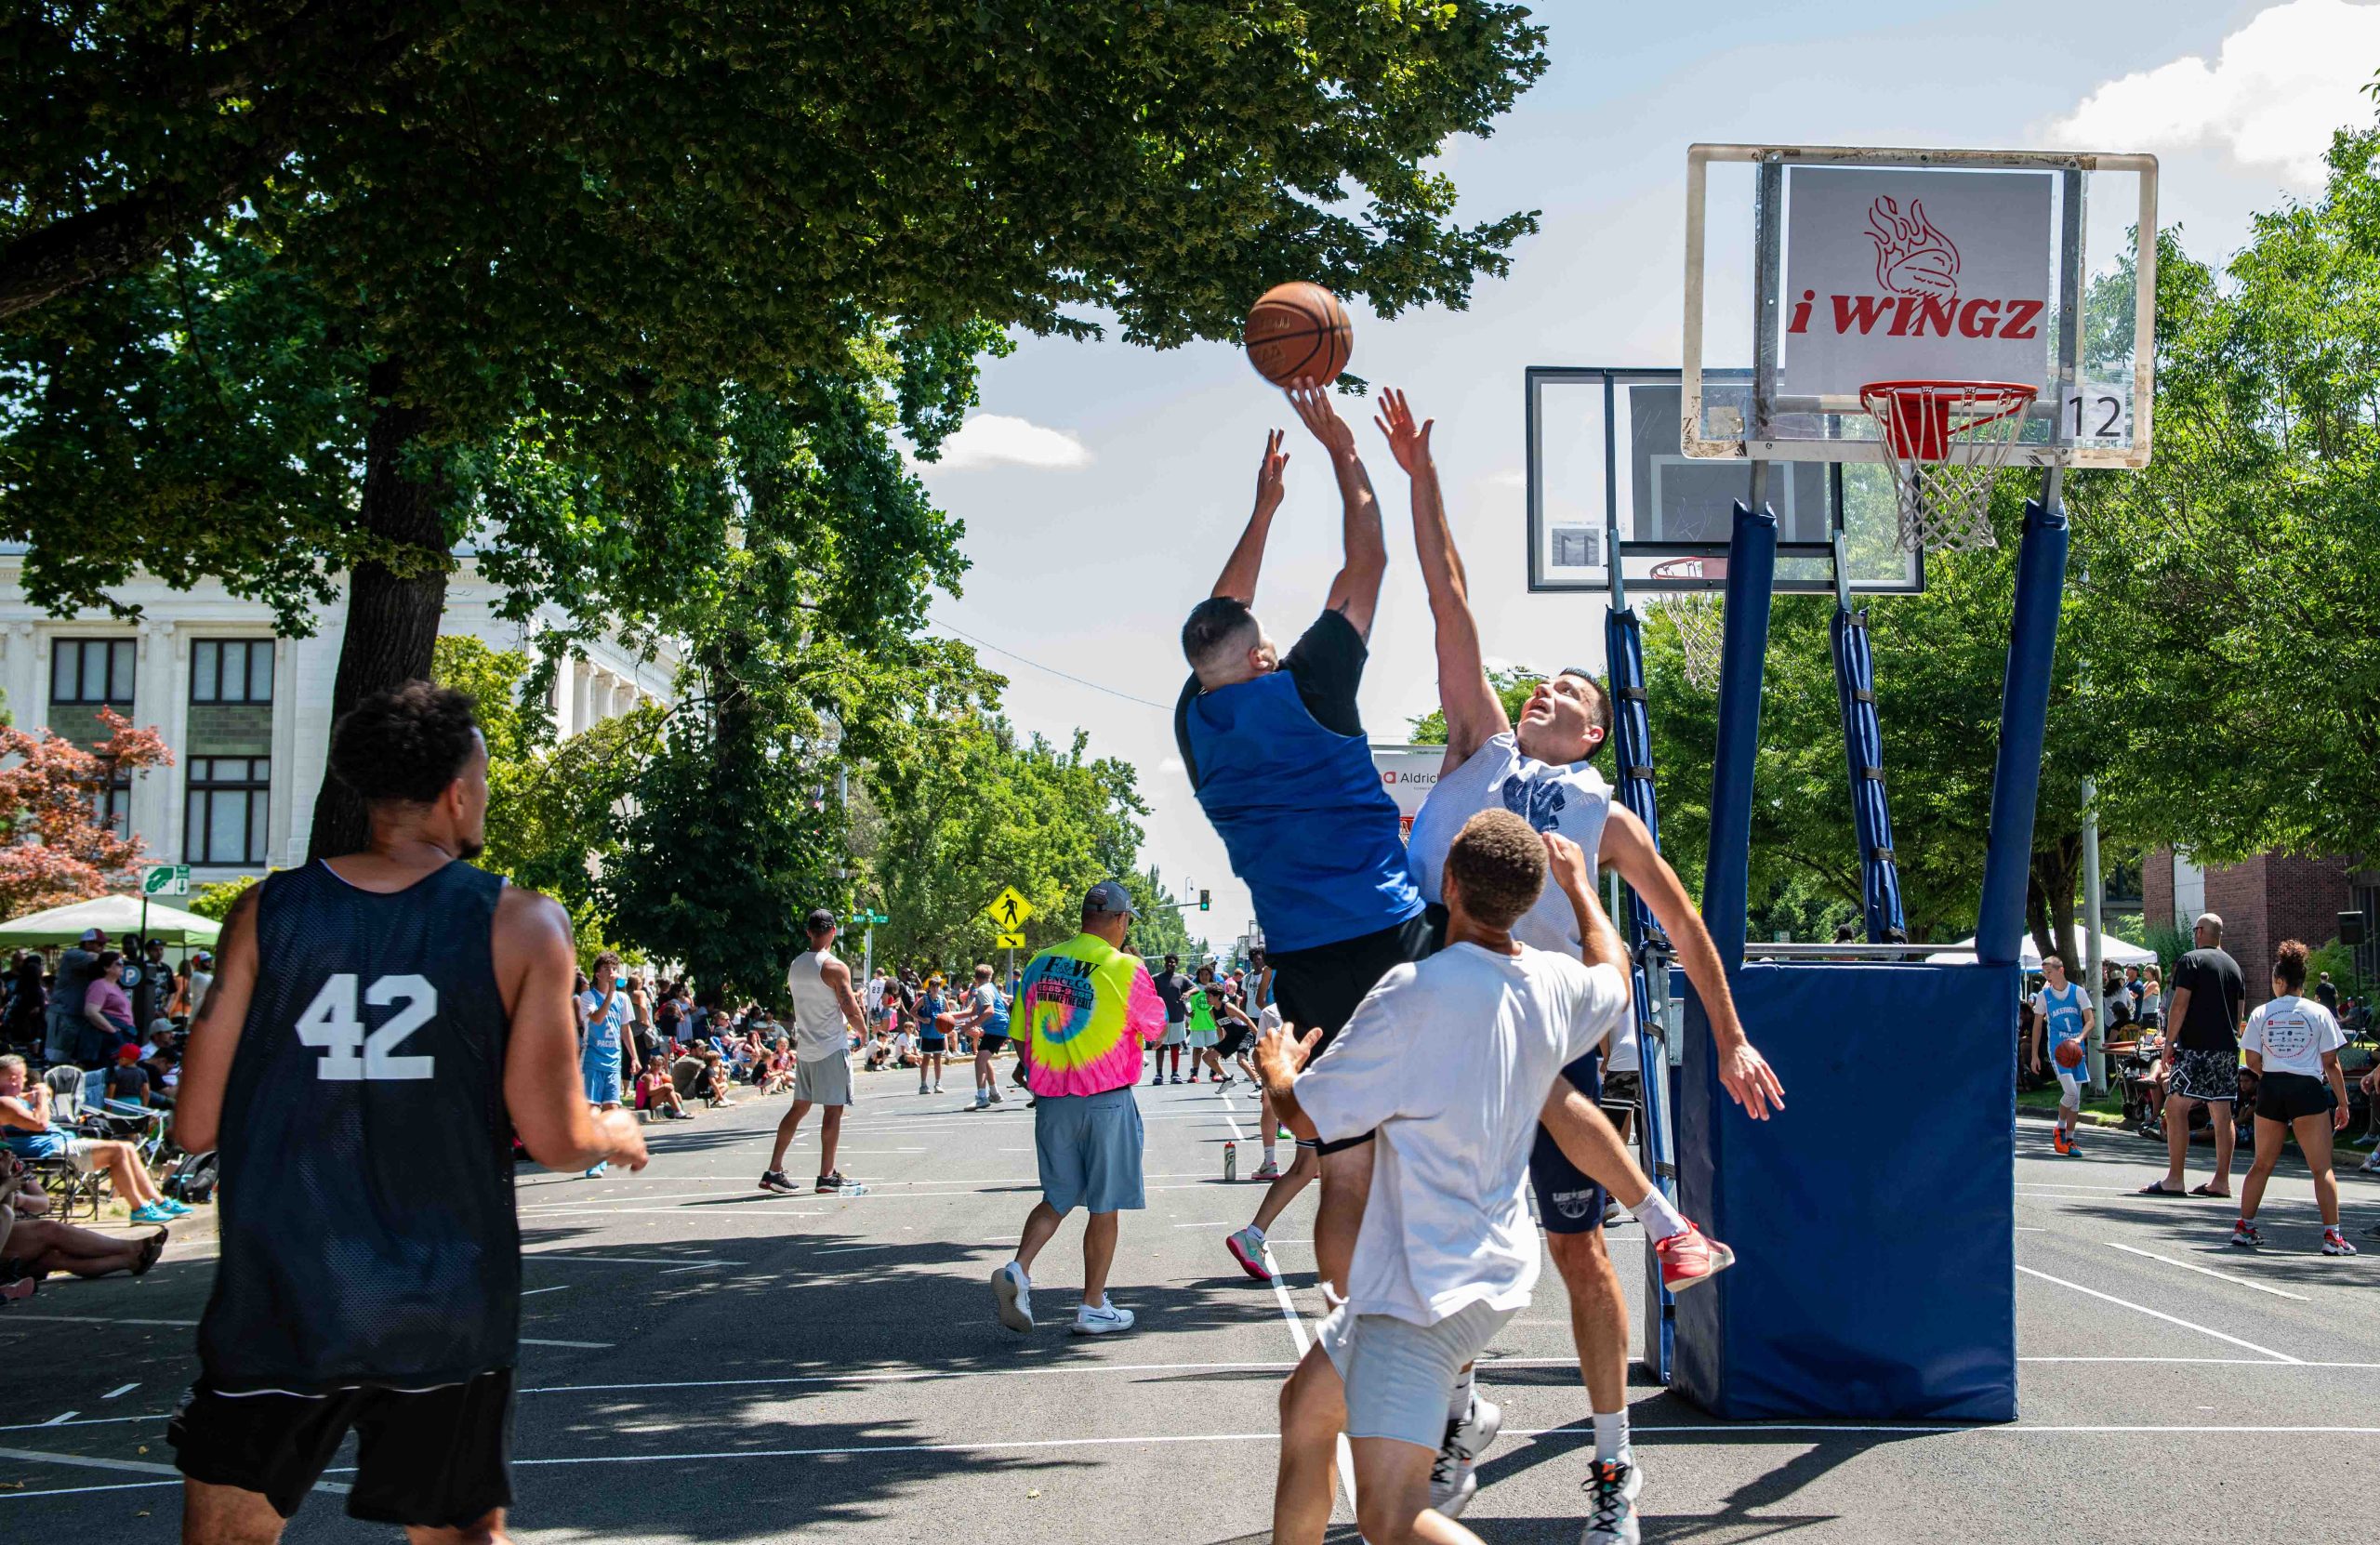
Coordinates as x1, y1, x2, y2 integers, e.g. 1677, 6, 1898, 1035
1447, 1363, 1476, 1422
1634, 1188, 1688, 1243
1593, 1408, 1632, 1466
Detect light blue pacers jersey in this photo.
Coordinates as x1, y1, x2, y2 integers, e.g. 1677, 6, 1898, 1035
2033, 982, 2088, 1065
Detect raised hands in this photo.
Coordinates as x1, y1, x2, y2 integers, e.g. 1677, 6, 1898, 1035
1372, 387, 1434, 475
1252, 428, 1289, 519
1284, 377, 1357, 460
1543, 831, 1595, 901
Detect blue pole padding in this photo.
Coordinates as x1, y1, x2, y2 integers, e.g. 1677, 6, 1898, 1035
1604, 606, 1662, 943
1701, 501, 1778, 975
1831, 608, 1907, 942
1974, 497, 2071, 964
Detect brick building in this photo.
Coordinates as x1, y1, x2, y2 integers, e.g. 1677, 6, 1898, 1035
2142, 848, 2379, 1006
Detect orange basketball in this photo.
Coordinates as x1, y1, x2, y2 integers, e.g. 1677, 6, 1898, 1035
1244, 283, 1353, 388
2054, 1038, 2084, 1069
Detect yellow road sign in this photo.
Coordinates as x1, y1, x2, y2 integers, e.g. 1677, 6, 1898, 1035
994, 932, 1026, 949
985, 886, 1036, 931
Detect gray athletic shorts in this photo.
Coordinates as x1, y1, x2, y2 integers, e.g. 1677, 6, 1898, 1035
793, 1054, 853, 1107
1317, 1299, 1516, 1450
1159, 1019, 1187, 1047
1033, 1086, 1145, 1214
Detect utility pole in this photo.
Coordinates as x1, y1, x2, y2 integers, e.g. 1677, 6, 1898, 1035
2082, 777, 2106, 1094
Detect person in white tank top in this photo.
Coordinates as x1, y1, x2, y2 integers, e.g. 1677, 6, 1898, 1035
761, 909, 869, 1196
1377, 389, 1785, 1533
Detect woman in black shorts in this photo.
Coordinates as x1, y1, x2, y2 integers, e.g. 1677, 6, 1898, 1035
2230, 940, 2356, 1257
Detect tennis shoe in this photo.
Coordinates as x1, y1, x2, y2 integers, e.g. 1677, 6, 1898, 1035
2324, 1228, 2359, 1257
1654, 1222, 1735, 1292
1582, 1458, 1643, 1544
1429, 1394, 1501, 1518
1225, 1225, 1273, 1282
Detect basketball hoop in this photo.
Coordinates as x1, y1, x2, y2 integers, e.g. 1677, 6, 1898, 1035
1644, 556, 1726, 692
1858, 379, 2038, 554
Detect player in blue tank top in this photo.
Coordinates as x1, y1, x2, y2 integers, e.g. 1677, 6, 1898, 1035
1175, 380, 1430, 1301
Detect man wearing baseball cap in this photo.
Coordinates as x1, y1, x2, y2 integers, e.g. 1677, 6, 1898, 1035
47, 927, 105, 1064
992, 880, 1166, 1336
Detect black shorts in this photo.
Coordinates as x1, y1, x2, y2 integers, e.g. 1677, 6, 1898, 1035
1529, 1046, 1607, 1235
2254, 1070, 2336, 1123
919, 1035, 946, 1052
977, 1031, 1010, 1051
170, 1367, 514, 1526
1270, 911, 1435, 1155
1215, 1023, 1252, 1059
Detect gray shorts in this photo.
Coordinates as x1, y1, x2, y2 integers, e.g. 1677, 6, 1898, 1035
793, 1054, 853, 1107
1159, 1019, 1187, 1048
1033, 1085, 1145, 1214
1317, 1299, 1516, 1450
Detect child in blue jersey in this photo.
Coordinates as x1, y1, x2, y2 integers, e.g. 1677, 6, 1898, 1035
577, 952, 637, 1178
917, 976, 950, 1095
2029, 955, 2095, 1155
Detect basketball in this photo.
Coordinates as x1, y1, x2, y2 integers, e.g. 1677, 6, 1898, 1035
1244, 282, 1353, 388
2054, 1038, 2083, 1070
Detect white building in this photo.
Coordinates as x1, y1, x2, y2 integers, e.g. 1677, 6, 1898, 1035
0, 547, 675, 883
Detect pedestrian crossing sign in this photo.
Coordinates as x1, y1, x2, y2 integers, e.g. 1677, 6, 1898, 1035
985, 887, 1035, 931
994, 932, 1026, 949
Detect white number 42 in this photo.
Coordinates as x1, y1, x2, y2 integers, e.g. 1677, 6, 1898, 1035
295, 974, 439, 1081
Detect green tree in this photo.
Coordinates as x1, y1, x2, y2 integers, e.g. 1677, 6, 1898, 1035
5, 6, 1550, 856
866, 717, 1150, 973
188, 875, 259, 923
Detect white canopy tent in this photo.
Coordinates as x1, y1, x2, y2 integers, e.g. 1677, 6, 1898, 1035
1930, 928, 2155, 971
0, 893, 222, 948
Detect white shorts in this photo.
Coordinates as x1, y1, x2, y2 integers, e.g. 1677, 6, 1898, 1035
1317, 1300, 1515, 1450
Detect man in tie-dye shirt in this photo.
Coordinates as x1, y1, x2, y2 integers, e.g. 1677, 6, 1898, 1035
992, 880, 1166, 1337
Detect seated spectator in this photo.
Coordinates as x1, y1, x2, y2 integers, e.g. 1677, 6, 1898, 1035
694, 1047, 735, 1107
634, 1064, 691, 1120
104, 1045, 152, 1108
4, 1149, 164, 1282
891, 1027, 919, 1067
862, 1032, 894, 1071
0, 1055, 183, 1222
760, 1040, 795, 1095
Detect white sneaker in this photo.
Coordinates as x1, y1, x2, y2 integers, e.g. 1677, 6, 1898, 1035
1582, 1457, 1644, 1544
992, 1261, 1033, 1332
1070, 1299, 1135, 1335
1429, 1393, 1501, 1517
1603, 1201, 1634, 1228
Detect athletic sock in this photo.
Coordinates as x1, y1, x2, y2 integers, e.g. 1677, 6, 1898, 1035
1447, 1364, 1476, 1423
1635, 1189, 1688, 1243
1593, 1408, 1632, 1467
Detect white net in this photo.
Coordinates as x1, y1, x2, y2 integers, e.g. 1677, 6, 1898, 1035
1647, 593, 1725, 691
1858, 380, 2038, 553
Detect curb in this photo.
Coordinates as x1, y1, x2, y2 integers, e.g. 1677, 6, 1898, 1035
2015, 1105, 2128, 1130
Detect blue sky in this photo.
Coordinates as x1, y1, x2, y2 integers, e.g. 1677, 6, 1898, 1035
911, 0, 2373, 948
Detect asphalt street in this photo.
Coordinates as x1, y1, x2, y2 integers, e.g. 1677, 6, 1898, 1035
3, 1063, 2373, 1543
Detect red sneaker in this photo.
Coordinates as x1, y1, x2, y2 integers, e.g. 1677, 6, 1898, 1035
1655, 1222, 1737, 1293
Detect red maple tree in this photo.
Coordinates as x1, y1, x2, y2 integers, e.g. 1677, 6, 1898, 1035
0, 709, 174, 920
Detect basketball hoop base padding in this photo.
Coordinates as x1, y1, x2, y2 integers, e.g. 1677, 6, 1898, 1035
1672, 961, 2017, 1421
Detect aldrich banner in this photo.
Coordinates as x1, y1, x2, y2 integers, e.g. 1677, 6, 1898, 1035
1778, 165, 2054, 399
1370, 744, 1444, 841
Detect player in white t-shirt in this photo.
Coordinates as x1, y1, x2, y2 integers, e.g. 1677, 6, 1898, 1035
1374, 389, 1768, 1529
2028, 955, 2094, 1155
1255, 812, 1633, 1545
2231, 940, 2355, 1256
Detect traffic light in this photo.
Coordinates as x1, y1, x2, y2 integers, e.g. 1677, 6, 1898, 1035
1198, 890, 1210, 911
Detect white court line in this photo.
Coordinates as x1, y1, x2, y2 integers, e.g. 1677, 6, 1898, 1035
522, 1286, 569, 1296
0, 1443, 351, 1496
656, 1263, 719, 1274
99, 1384, 138, 1400
2107, 1241, 2310, 1301
521, 1338, 614, 1349
42, 1412, 75, 1425
2022, 1356, 2380, 1367
523, 1359, 1307, 1395
0, 1479, 181, 1500
2016, 1265, 2303, 1363
523, 1253, 733, 1266
0, 1313, 196, 1327
0, 1414, 163, 1433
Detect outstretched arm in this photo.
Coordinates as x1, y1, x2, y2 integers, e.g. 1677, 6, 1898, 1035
1378, 388, 1508, 771
1210, 429, 1289, 603
1287, 381, 1386, 639
1601, 805, 1785, 1119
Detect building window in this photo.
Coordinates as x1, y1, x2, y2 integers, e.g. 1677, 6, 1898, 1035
192, 640, 273, 704
186, 758, 271, 866
49, 638, 137, 834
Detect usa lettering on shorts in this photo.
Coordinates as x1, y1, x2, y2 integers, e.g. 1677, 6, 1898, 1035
1549, 1188, 1597, 1221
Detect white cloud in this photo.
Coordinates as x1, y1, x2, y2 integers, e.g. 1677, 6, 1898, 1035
927, 414, 1092, 471
2047, 0, 2380, 189
1159, 755, 1185, 775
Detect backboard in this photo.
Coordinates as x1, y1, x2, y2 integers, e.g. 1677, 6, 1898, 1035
1682, 144, 2157, 469
1525, 365, 1922, 595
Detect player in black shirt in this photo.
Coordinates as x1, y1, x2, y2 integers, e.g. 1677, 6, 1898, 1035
170, 682, 648, 1542
2141, 912, 2248, 1198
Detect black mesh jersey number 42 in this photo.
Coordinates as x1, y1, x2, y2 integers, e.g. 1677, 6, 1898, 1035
197, 859, 518, 1393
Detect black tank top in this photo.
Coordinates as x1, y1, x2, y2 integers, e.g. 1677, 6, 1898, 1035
197, 859, 517, 1393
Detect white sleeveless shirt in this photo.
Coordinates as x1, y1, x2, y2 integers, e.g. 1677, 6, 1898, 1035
1408, 732, 1637, 1072
786, 950, 848, 1062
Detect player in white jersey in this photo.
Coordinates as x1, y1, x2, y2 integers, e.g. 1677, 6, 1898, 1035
1379, 389, 1786, 1540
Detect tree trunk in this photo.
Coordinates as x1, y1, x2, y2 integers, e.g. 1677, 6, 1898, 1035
2028, 832, 2083, 972
306, 357, 450, 860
